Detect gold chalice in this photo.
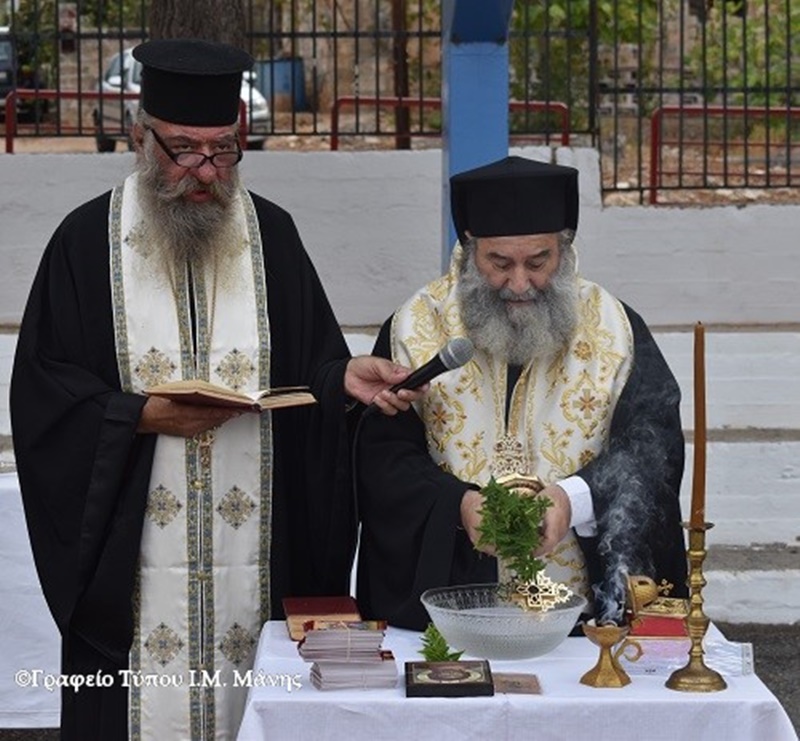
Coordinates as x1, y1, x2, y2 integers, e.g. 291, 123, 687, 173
580, 621, 642, 688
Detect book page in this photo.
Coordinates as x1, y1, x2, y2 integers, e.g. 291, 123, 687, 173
146, 380, 316, 411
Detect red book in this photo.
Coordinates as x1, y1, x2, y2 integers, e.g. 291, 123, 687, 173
629, 614, 689, 638
282, 596, 361, 641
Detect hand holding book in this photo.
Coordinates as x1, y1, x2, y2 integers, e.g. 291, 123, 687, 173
145, 379, 317, 412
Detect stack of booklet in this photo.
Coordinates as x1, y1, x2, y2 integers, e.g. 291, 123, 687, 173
298, 619, 398, 691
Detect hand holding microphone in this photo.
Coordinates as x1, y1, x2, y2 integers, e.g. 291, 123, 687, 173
345, 338, 475, 416
388, 337, 475, 393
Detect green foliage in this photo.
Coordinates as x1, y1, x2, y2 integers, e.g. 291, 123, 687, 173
10, 0, 57, 84
419, 623, 463, 663
83, 0, 148, 30
515, 0, 657, 46
12, 0, 146, 38
684, 0, 800, 109
476, 478, 551, 584
510, 0, 660, 130
8, 0, 145, 95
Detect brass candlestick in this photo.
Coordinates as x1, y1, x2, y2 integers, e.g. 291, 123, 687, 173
665, 523, 727, 692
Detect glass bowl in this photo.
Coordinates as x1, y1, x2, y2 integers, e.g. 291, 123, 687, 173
420, 583, 587, 660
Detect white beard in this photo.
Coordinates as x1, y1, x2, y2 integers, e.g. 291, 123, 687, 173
457, 245, 580, 366
134, 138, 245, 286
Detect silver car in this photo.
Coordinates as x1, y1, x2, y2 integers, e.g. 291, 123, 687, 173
93, 48, 271, 152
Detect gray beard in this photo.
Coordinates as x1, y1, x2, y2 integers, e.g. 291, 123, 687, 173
457, 245, 580, 366
135, 139, 242, 279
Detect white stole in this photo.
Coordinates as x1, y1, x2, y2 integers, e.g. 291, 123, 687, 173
110, 174, 271, 740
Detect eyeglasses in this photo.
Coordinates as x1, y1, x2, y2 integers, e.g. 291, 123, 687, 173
146, 127, 243, 169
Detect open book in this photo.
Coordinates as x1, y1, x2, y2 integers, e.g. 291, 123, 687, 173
145, 379, 317, 412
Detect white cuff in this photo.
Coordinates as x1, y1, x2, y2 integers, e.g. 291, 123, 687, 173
558, 475, 597, 538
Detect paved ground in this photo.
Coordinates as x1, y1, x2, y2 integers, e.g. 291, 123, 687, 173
1, 621, 797, 740
719, 622, 800, 735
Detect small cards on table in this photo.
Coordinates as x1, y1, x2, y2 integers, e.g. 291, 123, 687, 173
404, 660, 494, 698
298, 619, 398, 690
298, 620, 387, 661
310, 650, 398, 691
492, 672, 542, 694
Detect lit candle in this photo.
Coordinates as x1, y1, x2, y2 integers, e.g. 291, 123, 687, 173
690, 322, 706, 529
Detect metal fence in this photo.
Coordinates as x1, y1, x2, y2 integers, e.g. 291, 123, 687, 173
1, 0, 798, 204
598, 0, 800, 204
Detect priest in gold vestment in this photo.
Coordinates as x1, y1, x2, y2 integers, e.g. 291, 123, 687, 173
356, 157, 688, 630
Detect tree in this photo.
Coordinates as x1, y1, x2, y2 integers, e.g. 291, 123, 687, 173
12, 0, 56, 73
10, 0, 57, 119
83, 0, 145, 29
149, 0, 247, 48
510, 0, 660, 133
685, 0, 800, 109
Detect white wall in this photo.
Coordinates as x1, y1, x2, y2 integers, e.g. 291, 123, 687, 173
0, 150, 443, 328
1, 146, 799, 327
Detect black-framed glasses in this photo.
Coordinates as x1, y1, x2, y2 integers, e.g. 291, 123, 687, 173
146, 127, 243, 169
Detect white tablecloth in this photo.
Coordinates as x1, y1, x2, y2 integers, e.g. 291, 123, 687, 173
237, 621, 797, 741
0, 472, 61, 728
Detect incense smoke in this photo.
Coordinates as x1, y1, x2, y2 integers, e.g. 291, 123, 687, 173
585, 317, 685, 625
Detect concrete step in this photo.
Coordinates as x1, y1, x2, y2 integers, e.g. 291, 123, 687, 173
705, 544, 800, 624
681, 439, 800, 546
6, 328, 800, 431
658, 328, 800, 431
4, 328, 799, 430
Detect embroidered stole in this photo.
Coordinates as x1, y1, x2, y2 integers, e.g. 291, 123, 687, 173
110, 174, 272, 740
391, 245, 634, 602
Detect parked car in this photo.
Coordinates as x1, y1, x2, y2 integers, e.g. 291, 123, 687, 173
93, 48, 271, 152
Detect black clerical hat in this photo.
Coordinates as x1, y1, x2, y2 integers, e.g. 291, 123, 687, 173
450, 156, 579, 243
132, 39, 253, 126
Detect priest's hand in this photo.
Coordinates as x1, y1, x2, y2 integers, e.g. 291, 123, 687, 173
461, 485, 572, 558
137, 396, 243, 437
534, 484, 572, 556
345, 356, 427, 415
460, 489, 496, 555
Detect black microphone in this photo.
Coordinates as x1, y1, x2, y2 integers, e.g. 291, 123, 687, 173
389, 337, 474, 393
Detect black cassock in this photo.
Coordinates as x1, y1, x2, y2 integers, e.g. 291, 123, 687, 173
356, 305, 688, 631
11, 191, 358, 740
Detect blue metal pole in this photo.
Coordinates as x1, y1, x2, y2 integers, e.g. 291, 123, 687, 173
441, 0, 514, 270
